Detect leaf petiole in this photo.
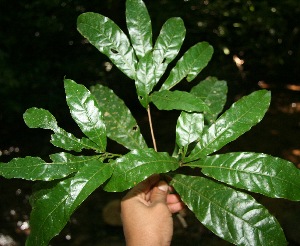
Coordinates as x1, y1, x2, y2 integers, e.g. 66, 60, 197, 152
147, 105, 157, 151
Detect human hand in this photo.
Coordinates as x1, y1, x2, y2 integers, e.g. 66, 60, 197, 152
121, 174, 184, 246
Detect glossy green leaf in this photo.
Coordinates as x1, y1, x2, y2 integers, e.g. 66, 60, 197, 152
135, 51, 157, 107
153, 17, 185, 65
152, 17, 185, 85
176, 112, 204, 151
151, 90, 210, 112
104, 148, 179, 192
160, 42, 213, 91
0, 153, 98, 181
64, 79, 107, 152
126, 0, 152, 59
170, 174, 287, 245
190, 77, 228, 124
189, 152, 300, 201
26, 160, 112, 246
50, 129, 100, 152
77, 12, 137, 79
186, 90, 271, 162
23, 107, 58, 131
24, 108, 100, 152
91, 84, 147, 150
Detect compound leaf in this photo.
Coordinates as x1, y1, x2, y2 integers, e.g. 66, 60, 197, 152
186, 90, 271, 161
170, 174, 286, 245
190, 77, 228, 124
190, 152, 300, 201
151, 90, 210, 112
160, 42, 213, 91
0, 153, 98, 181
104, 148, 179, 192
91, 84, 147, 150
77, 12, 137, 79
26, 160, 112, 246
126, 0, 152, 59
64, 79, 107, 152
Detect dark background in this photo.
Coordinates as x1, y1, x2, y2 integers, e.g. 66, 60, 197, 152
0, 0, 300, 245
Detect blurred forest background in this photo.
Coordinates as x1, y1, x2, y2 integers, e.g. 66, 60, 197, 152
0, 0, 300, 245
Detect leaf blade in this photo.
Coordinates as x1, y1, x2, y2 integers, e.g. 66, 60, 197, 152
190, 77, 228, 124
50, 129, 100, 152
64, 79, 107, 152
0, 153, 98, 181
26, 160, 112, 246
190, 152, 300, 201
126, 0, 152, 59
160, 42, 213, 91
186, 90, 271, 161
77, 12, 137, 79
151, 90, 210, 112
170, 174, 287, 245
91, 84, 147, 150
153, 17, 185, 65
23, 107, 58, 131
135, 51, 157, 107
176, 111, 204, 157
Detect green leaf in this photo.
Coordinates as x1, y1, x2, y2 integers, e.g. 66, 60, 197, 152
170, 174, 287, 245
153, 17, 185, 65
176, 112, 204, 151
126, 0, 152, 59
24, 108, 100, 152
26, 160, 112, 246
23, 107, 58, 131
189, 152, 300, 201
135, 51, 157, 107
160, 42, 213, 91
190, 77, 228, 124
151, 17, 185, 84
104, 148, 179, 192
64, 79, 107, 152
50, 129, 100, 152
151, 90, 210, 112
77, 12, 137, 79
186, 90, 271, 161
0, 153, 98, 181
91, 84, 147, 150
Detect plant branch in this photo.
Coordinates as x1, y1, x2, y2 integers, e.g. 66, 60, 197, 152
147, 105, 157, 151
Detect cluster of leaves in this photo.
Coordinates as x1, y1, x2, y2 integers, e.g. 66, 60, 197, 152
1, 0, 300, 245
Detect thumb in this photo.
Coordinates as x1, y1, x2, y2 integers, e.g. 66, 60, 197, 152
150, 181, 168, 204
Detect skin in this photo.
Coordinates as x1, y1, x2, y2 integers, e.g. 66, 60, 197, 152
121, 175, 184, 246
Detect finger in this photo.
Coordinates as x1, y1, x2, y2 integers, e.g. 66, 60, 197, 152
168, 185, 175, 192
150, 180, 168, 204
166, 193, 182, 204
168, 201, 185, 213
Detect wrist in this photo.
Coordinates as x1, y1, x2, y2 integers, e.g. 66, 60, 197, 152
125, 231, 171, 246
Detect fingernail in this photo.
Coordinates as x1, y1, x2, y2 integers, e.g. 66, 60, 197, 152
157, 181, 168, 192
